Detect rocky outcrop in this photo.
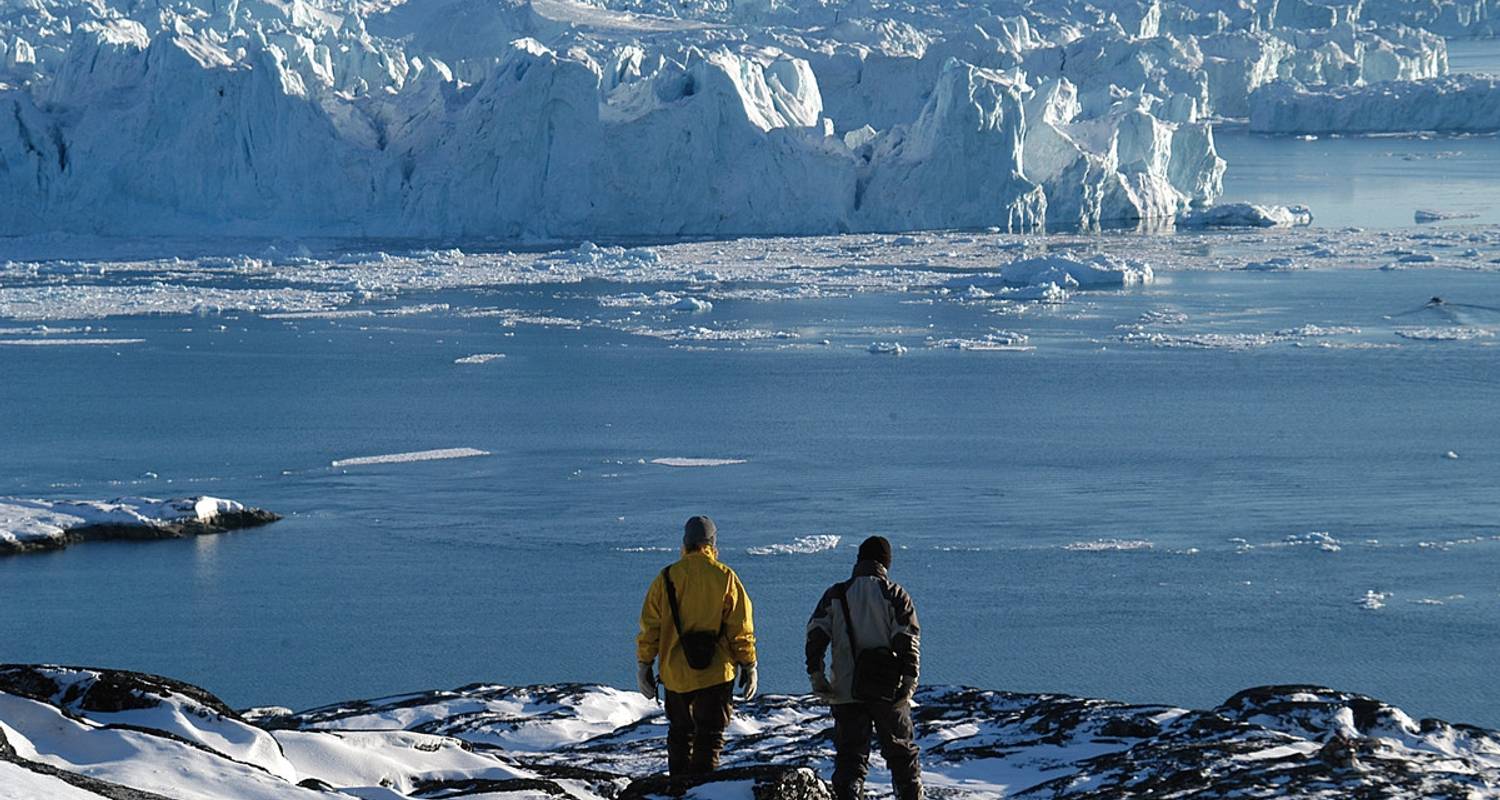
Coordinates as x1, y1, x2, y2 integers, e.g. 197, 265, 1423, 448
0, 497, 280, 557
3, 665, 1497, 800
621, 766, 832, 800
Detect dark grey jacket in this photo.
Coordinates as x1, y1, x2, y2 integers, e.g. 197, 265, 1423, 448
805, 559, 921, 704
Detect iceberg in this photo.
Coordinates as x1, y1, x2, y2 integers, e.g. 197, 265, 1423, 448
1250, 75, 1500, 135
1178, 203, 1314, 228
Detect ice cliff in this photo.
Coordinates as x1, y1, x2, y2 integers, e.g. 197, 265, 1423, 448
2, 664, 1499, 799
0, 0, 1487, 237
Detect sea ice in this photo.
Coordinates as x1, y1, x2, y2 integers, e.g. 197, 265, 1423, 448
1360, 590, 1391, 610
649, 457, 748, 467
1178, 203, 1314, 229
746, 534, 842, 556
454, 353, 507, 364
330, 448, 491, 467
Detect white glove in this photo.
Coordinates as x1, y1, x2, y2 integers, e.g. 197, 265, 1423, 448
737, 662, 758, 701
637, 662, 658, 700
808, 671, 833, 699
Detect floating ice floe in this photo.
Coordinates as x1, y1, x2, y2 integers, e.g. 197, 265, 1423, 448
747, 534, 842, 556
1415, 209, 1482, 224
1360, 590, 1391, 610
1239, 257, 1304, 271
1063, 539, 1154, 552
1120, 324, 1359, 350
0, 337, 145, 346
331, 448, 491, 467
0, 496, 276, 555
1178, 203, 1314, 229
671, 297, 714, 312
928, 332, 1033, 351
1394, 326, 1494, 341
649, 457, 747, 467
1279, 531, 1343, 553
867, 341, 907, 355
454, 353, 507, 364
1444, 451, 1460, 459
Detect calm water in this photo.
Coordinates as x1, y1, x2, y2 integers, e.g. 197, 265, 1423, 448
1216, 129, 1500, 229
3, 269, 1498, 724
1214, 38, 1500, 229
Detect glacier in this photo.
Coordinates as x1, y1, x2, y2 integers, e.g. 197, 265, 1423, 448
0, 0, 1490, 238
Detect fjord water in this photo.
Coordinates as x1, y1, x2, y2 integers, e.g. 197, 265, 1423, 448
1214, 37, 1500, 229
2, 268, 1498, 724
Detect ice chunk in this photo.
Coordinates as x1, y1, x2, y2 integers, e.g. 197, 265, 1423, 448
331, 448, 490, 467
1178, 203, 1314, 229
649, 457, 747, 467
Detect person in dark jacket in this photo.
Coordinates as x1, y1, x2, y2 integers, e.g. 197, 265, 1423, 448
805, 535, 922, 800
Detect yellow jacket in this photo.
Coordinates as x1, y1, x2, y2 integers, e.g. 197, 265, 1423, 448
637, 548, 756, 693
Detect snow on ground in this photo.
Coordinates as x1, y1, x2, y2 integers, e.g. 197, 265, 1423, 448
330, 447, 491, 467
5, 665, 1500, 800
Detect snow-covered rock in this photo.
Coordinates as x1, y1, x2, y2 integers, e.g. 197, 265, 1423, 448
1250, 75, 1500, 135
0, 496, 279, 555
3, 665, 1499, 800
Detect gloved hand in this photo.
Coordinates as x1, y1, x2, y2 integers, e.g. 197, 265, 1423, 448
898, 674, 917, 702
808, 671, 833, 699
737, 662, 758, 701
637, 662, 658, 700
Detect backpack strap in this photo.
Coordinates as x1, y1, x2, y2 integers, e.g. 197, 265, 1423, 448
662, 566, 686, 639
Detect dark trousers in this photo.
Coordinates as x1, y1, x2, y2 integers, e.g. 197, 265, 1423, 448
664, 681, 735, 777
831, 700, 922, 800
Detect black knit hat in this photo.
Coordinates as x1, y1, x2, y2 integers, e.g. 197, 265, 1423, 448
684, 516, 717, 549
857, 535, 892, 568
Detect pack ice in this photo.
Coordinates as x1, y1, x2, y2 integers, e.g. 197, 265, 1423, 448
0, 0, 1483, 237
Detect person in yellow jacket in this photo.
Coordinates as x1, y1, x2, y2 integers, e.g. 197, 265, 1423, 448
636, 515, 757, 776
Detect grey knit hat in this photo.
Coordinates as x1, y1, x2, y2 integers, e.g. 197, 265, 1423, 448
684, 516, 717, 549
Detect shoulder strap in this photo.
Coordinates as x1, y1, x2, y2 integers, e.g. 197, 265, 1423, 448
834, 580, 860, 652
662, 566, 685, 637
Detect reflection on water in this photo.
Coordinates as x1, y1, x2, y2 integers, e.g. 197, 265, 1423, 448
1215, 127, 1500, 228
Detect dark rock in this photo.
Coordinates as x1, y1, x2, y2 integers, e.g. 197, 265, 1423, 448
0, 664, 241, 720
620, 765, 831, 800
412, 777, 572, 798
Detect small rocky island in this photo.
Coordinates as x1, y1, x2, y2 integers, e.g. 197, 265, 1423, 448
1, 664, 1496, 799
0, 497, 280, 556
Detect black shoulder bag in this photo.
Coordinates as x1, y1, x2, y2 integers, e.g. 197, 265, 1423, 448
836, 581, 904, 703
662, 566, 723, 671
